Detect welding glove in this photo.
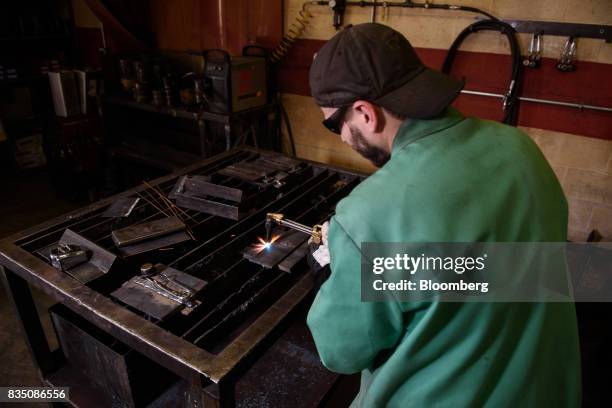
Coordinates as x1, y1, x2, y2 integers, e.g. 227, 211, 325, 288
309, 221, 330, 267
307, 221, 331, 289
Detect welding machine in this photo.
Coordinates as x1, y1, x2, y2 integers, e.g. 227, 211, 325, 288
203, 49, 267, 114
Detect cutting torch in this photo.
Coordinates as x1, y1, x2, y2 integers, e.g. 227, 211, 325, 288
265, 213, 323, 244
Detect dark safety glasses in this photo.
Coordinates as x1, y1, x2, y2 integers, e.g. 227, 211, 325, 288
322, 106, 350, 135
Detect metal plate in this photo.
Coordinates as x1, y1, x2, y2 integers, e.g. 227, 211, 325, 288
242, 230, 309, 269
117, 231, 191, 258
112, 265, 207, 320
102, 197, 140, 218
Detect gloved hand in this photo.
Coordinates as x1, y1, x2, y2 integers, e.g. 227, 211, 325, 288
307, 221, 331, 288
309, 221, 330, 267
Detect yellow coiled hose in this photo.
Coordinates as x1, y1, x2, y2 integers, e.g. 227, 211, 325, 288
271, 2, 316, 63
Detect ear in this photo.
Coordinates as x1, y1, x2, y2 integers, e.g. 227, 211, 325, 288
351, 100, 385, 133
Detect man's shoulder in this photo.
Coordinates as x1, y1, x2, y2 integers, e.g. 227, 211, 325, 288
335, 166, 402, 217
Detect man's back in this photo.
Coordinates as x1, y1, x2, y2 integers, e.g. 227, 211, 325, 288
307, 108, 581, 407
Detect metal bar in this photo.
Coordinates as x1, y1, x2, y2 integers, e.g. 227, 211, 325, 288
278, 241, 310, 273
186, 180, 243, 203
461, 89, 612, 112
117, 231, 191, 258
176, 195, 241, 220
111, 216, 186, 247
474, 18, 612, 42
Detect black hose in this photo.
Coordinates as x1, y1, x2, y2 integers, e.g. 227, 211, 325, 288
448, 6, 498, 21
442, 19, 522, 126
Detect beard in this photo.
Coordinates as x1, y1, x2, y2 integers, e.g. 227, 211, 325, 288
348, 125, 390, 168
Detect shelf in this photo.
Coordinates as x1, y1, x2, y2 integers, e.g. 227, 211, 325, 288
102, 95, 277, 124
103, 95, 201, 121
45, 364, 113, 408
45, 363, 187, 408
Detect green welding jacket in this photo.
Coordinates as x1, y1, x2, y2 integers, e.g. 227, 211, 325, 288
306, 108, 581, 407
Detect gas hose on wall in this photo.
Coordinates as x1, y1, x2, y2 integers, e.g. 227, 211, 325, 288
271, 2, 316, 63
442, 19, 522, 126
271, 1, 498, 64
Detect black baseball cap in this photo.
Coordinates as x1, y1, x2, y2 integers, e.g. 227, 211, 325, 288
309, 23, 464, 119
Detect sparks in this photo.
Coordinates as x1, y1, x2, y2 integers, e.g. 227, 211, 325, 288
253, 235, 281, 253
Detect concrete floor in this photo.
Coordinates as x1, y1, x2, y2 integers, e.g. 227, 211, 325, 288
0, 170, 81, 406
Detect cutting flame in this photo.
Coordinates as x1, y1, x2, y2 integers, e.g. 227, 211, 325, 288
253, 235, 281, 253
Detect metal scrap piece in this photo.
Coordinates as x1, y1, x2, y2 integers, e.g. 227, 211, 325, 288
193, 181, 243, 202
102, 197, 140, 218
37, 229, 117, 283
111, 216, 186, 247
243, 230, 309, 269
49, 243, 89, 270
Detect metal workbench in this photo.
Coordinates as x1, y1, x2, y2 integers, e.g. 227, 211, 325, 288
0, 147, 364, 407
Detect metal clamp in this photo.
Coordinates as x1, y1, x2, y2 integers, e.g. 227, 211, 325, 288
502, 80, 516, 111
556, 36, 577, 72
523, 32, 542, 68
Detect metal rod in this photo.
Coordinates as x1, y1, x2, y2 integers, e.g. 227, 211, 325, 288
461, 89, 612, 112
279, 219, 314, 235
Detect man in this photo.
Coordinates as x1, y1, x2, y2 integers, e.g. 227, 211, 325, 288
306, 23, 581, 407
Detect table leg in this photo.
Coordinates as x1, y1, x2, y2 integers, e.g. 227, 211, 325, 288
0, 266, 59, 380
